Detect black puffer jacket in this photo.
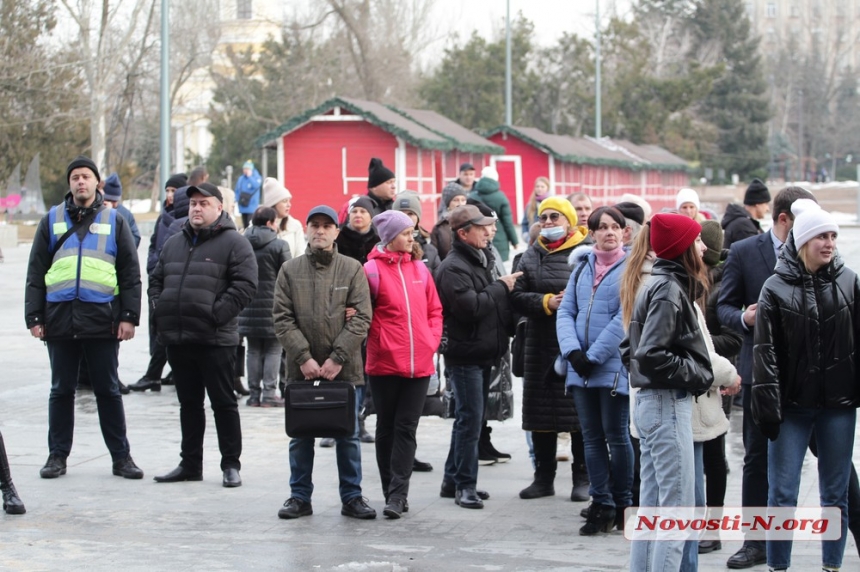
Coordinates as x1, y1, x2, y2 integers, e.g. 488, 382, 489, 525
752, 236, 860, 427
237, 225, 291, 338
415, 230, 440, 279
335, 224, 378, 265
163, 186, 190, 245
620, 259, 714, 394
721, 202, 761, 249
706, 263, 743, 359
147, 201, 175, 275
149, 212, 257, 347
510, 240, 580, 432
437, 239, 513, 367
25, 191, 141, 338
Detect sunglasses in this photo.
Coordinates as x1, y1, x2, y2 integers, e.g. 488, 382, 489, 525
539, 212, 561, 223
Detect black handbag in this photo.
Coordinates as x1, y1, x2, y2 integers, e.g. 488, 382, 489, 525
284, 380, 356, 439
510, 317, 527, 378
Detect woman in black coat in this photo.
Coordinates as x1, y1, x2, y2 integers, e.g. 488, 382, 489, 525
238, 207, 291, 407
752, 200, 860, 572
510, 197, 589, 501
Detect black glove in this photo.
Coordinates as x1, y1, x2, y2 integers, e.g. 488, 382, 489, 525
567, 350, 594, 378
759, 422, 780, 442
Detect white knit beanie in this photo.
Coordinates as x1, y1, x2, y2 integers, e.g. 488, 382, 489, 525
675, 187, 700, 211
262, 177, 292, 208
481, 166, 499, 181
791, 198, 838, 251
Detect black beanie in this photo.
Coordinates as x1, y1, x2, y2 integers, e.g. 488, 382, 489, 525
744, 178, 770, 205
614, 201, 645, 226
368, 158, 395, 189
66, 155, 100, 183
165, 173, 188, 190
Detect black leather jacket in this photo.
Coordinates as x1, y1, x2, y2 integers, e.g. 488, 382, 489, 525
620, 258, 714, 395
752, 236, 860, 427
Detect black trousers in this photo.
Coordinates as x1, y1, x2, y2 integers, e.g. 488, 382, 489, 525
144, 309, 168, 380
369, 375, 429, 501
167, 345, 241, 471
47, 339, 130, 460
702, 433, 728, 507
741, 385, 769, 548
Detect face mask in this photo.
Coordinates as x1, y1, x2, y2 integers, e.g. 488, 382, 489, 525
540, 226, 567, 241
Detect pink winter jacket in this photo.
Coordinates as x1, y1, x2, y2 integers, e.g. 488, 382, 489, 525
364, 246, 443, 378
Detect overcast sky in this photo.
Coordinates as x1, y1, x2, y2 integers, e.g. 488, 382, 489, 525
427, 0, 632, 53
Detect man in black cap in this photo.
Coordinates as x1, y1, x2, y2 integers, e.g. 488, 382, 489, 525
25, 155, 144, 481
272, 205, 376, 520
721, 178, 770, 249
454, 163, 477, 193
613, 201, 645, 246
150, 182, 257, 488
436, 205, 521, 509
366, 158, 397, 217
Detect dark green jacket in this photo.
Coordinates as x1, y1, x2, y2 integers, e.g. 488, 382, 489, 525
469, 177, 518, 262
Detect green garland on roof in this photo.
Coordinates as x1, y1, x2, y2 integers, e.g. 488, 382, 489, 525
483, 126, 690, 173
255, 97, 453, 151
384, 105, 504, 155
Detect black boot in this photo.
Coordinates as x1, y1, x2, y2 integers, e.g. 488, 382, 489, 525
571, 463, 590, 502
128, 377, 161, 392
519, 474, 555, 499
358, 416, 374, 443
480, 425, 510, 463
234, 377, 250, 397
0, 433, 25, 515
580, 502, 615, 535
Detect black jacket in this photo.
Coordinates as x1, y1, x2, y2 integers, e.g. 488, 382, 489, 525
415, 230, 440, 279
237, 225, 291, 339
149, 212, 257, 347
621, 258, 714, 394
25, 192, 141, 339
335, 224, 379, 265
436, 239, 513, 367
510, 240, 580, 432
366, 191, 393, 218
752, 236, 860, 428
147, 201, 175, 275
721, 203, 761, 249
164, 186, 191, 245
706, 264, 743, 360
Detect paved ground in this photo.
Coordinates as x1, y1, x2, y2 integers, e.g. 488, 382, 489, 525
2, 233, 860, 571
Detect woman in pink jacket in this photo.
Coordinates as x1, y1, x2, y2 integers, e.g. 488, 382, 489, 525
364, 210, 443, 520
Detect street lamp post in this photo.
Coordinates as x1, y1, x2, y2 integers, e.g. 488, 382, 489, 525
159, 0, 170, 203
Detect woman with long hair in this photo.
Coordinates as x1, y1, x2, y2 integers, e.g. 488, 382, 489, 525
364, 210, 443, 520
620, 213, 714, 571
510, 197, 590, 501
556, 206, 633, 535
521, 177, 551, 240
752, 200, 860, 572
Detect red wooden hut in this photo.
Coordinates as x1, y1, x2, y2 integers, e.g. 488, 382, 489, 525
485, 125, 690, 223
256, 97, 503, 227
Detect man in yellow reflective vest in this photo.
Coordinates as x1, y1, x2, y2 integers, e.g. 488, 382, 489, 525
24, 155, 144, 481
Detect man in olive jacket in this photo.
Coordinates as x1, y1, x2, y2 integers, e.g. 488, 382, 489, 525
149, 183, 257, 488
273, 205, 375, 521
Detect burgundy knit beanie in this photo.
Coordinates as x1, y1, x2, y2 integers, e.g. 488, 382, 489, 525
649, 213, 701, 260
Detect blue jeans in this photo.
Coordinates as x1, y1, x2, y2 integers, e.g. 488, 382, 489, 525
767, 407, 855, 570
443, 365, 489, 490
680, 441, 705, 572
571, 387, 633, 508
288, 390, 363, 504
630, 388, 695, 572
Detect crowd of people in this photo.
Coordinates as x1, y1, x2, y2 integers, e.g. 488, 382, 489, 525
6, 154, 859, 572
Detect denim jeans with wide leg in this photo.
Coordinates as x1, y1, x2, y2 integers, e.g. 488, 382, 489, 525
766, 407, 856, 570
47, 339, 130, 460
443, 365, 489, 491
571, 387, 633, 509
289, 384, 363, 503
680, 441, 705, 572
630, 388, 695, 572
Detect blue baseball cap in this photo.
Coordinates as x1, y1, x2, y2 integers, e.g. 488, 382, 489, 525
306, 205, 339, 225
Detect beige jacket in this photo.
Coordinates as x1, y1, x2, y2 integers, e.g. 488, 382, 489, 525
273, 244, 371, 384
